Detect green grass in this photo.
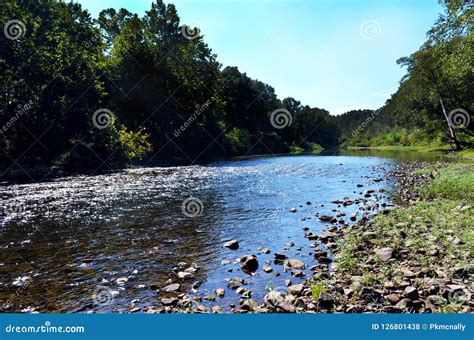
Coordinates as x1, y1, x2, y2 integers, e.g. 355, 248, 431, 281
417, 162, 474, 200
332, 160, 473, 313
310, 281, 327, 300
347, 145, 452, 152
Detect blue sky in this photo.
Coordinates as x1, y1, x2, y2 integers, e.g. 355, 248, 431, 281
77, 0, 442, 115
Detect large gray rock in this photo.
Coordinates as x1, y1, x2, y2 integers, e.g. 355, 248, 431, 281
284, 259, 305, 270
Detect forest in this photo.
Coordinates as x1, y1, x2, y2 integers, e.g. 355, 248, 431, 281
0, 0, 472, 177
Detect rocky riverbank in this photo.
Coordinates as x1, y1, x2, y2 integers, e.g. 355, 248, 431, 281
141, 160, 472, 314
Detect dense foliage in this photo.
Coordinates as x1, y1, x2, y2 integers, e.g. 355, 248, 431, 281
1, 0, 472, 178
0, 0, 339, 176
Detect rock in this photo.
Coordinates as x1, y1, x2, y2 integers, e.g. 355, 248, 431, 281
361, 287, 382, 302
263, 266, 273, 273
260, 247, 271, 254
191, 281, 201, 290
184, 264, 200, 273
161, 298, 178, 306
116, 277, 129, 285
291, 270, 304, 277
288, 284, 304, 296
290, 208, 297, 213
306, 201, 312, 205
284, 279, 292, 286
278, 302, 295, 313
223, 240, 239, 250
343, 288, 354, 297
204, 295, 216, 301
375, 247, 394, 262
285, 259, 305, 270
317, 256, 332, 265
402, 268, 416, 279
395, 298, 413, 309
177, 271, 194, 280
162, 283, 180, 293
274, 253, 288, 260
215, 288, 225, 298
318, 292, 334, 309
264, 291, 285, 308
386, 293, 401, 304
403, 286, 419, 300
446, 284, 465, 292
319, 215, 334, 222
221, 260, 230, 265
178, 298, 192, 308
196, 305, 208, 313
239, 255, 258, 273
212, 306, 222, 313
240, 299, 255, 312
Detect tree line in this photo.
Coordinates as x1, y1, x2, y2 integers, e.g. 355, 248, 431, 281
0, 0, 339, 176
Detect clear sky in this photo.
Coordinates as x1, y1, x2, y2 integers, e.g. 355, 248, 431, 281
76, 0, 442, 115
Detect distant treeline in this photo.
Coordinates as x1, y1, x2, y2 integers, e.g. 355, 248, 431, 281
334, 0, 473, 149
0, 0, 340, 175
1, 0, 472, 177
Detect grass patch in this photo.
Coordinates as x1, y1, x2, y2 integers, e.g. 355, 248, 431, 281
310, 281, 326, 300
417, 162, 474, 200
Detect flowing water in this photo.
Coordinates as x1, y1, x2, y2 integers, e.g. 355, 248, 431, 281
0, 152, 443, 313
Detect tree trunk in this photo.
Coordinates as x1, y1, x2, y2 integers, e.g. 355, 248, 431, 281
439, 97, 461, 151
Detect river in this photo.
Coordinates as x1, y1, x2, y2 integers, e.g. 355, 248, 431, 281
0, 151, 445, 313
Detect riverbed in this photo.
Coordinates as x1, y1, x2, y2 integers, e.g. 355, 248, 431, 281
0, 152, 443, 313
